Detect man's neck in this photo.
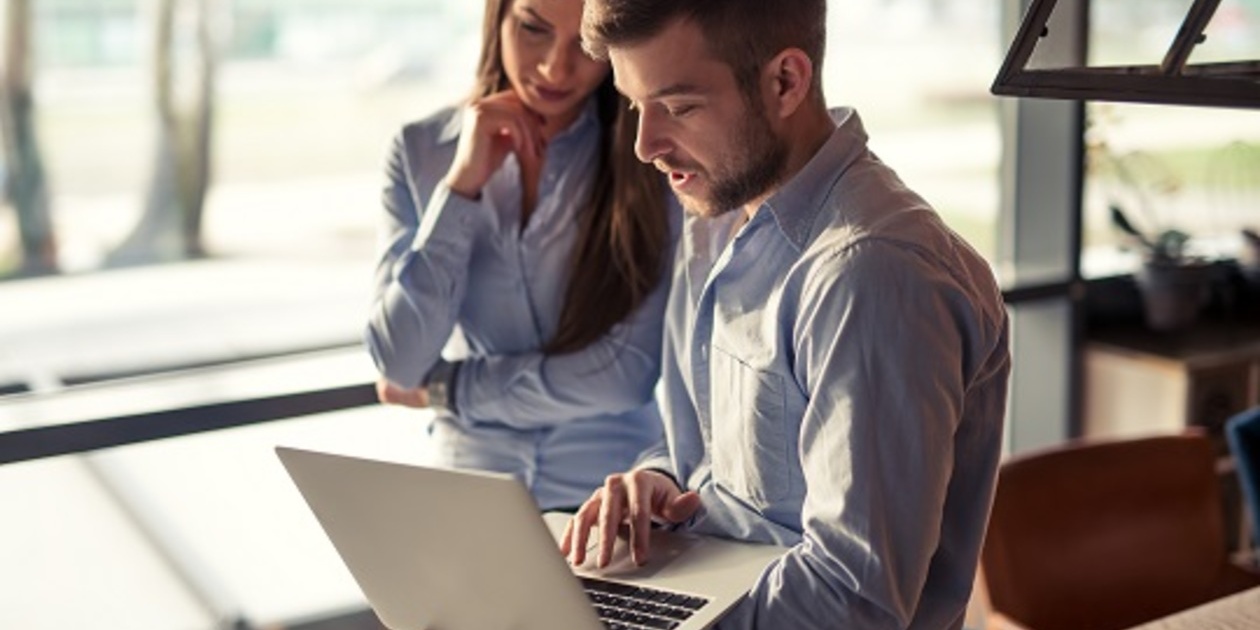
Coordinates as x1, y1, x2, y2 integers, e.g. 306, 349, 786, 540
741, 104, 837, 222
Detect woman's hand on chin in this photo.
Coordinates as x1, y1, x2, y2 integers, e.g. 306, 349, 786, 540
444, 90, 547, 200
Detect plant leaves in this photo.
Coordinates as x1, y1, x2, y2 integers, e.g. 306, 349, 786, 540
1109, 204, 1154, 249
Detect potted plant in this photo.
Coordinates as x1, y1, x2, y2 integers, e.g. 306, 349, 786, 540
1110, 204, 1213, 332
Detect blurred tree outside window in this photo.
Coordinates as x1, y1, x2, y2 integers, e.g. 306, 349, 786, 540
0, 0, 483, 280
107, 0, 217, 266
2, 0, 56, 276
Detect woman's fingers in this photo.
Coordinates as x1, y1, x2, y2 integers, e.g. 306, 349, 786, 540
476, 91, 546, 161
445, 91, 547, 196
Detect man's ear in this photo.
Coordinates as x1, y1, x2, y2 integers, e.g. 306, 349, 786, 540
763, 48, 814, 119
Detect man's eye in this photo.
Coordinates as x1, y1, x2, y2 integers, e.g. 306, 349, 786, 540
667, 105, 697, 117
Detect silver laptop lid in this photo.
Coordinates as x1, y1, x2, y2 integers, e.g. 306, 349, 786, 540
276, 446, 604, 630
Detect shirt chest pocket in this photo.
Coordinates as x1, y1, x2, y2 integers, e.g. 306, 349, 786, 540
709, 345, 790, 510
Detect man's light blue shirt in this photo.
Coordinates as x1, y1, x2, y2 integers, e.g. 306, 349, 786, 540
366, 100, 675, 510
639, 108, 1011, 628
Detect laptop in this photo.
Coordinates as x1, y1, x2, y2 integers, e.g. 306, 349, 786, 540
276, 446, 786, 630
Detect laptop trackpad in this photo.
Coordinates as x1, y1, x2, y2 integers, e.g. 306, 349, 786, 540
577, 525, 702, 579
543, 511, 782, 590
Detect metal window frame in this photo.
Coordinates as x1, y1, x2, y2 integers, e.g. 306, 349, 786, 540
993, 0, 1260, 109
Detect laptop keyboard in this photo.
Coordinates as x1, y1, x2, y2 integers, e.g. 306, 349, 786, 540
579, 576, 709, 630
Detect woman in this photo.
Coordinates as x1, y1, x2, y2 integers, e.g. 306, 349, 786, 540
365, 0, 675, 511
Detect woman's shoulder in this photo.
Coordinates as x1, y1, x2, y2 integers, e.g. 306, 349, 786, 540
383, 105, 462, 190
398, 105, 464, 149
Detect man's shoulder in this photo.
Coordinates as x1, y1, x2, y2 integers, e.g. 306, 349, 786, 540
798, 205, 994, 293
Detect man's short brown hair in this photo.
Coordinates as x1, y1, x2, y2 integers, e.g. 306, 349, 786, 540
581, 0, 826, 100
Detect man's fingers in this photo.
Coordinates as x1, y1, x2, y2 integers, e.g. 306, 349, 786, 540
628, 474, 654, 566
597, 475, 627, 568
663, 490, 703, 523
565, 493, 601, 566
564, 471, 689, 569
559, 515, 575, 557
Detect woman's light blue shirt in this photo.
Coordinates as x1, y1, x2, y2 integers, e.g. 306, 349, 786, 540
366, 100, 674, 510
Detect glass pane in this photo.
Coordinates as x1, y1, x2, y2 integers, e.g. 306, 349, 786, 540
1026, 0, 1087, 70
826, 0, 1002, 260
1090, 0, 1198, 67
1081, 101, 1260, 278
1090, 0, 1259, 67
1198, 0, 1260, 63
1, 0, 1005, 392
0, 1, 482, 391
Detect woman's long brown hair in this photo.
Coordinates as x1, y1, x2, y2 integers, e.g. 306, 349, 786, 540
471, 0, 669, 355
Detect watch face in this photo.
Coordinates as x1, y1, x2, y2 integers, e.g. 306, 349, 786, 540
424, 360, 459, 412
428, 380, 449, 410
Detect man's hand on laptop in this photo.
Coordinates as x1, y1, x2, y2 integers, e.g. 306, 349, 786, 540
560, 469, 701, 569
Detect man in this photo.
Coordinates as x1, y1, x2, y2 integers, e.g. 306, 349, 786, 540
560, 0, 1012, 628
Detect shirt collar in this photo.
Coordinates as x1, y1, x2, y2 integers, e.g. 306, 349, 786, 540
436, 95, 600, 146
758, 107, 868, 251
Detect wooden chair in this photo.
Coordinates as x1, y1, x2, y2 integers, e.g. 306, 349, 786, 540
979, 432, 1260, 630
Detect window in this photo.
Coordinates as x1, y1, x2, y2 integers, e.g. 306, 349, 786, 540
1, 1, 484, 389
1081, 0, 1260, 278
826, 0, 1002, 260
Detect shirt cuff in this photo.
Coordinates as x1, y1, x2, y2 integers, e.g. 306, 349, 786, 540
634, 454, 677, 486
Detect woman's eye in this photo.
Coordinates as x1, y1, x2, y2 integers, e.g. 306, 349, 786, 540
518, 18, 549, 37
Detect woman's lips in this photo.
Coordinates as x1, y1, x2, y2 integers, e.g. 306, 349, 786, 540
534, 85, 573, 102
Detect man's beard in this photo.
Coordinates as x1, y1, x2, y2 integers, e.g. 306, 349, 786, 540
679, 108, 788, 218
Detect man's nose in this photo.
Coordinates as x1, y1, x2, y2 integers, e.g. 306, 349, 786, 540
634, 108, 667, 164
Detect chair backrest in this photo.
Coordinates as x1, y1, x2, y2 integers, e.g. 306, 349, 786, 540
981, 432, 1231, 630
1226, 407, 1260, 551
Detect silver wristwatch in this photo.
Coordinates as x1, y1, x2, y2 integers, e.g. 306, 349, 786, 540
423, 359, 462, 413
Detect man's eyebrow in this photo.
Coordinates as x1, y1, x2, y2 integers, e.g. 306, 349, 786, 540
616, 81, 704, 102
647, 83, 703, 100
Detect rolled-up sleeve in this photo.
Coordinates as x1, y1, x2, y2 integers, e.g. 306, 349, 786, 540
366, 131, 492, 389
